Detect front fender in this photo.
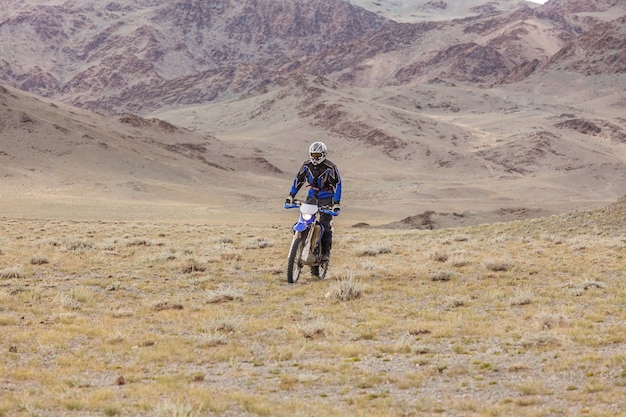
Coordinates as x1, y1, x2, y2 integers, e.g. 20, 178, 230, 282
293, 222, 309, 232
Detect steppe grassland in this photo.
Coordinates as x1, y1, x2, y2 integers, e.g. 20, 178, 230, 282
0, 209, 625, 417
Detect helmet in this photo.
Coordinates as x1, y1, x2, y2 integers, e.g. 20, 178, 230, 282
309, 141, 327, 165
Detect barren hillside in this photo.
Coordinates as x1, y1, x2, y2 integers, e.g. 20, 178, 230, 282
0, 0, 625, 224
0, 84, 286, 220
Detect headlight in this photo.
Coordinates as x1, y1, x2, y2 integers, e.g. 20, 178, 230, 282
302, 213, 313, 221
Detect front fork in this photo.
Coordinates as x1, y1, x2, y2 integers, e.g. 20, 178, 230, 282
306, 223, 325, 265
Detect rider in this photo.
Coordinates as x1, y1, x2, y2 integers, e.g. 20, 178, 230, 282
286, 141, 342, 262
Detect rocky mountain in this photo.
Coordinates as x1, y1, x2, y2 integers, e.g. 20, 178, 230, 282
1, 0, 387, 114
546, 14, 626, 74
1, 0, 625, 222
1, 0, 624, 115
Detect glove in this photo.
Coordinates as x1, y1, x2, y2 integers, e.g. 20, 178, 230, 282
285, 195, 295, 205
332, 201, 340, 214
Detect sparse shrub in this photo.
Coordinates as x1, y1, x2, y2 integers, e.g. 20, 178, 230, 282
510, 288, 533, 306
484, 260, 514, 272
57, 293, 81, 311
378, 333, 413, 354
210, 242, 237, 259
358, 260, 380, 271
517, 381, 549, 396
0, 315, 17, 326
104, 406, 121, 416
508, 363, 529, 372
39, 238, 61, 247
448, 254, 470, 267
581, 280, 605, 290
108, 329, 127, 345
568, 237, 592, 250
520, 332, 560, 348
565, 280, 606, 297
583, 379, 606, 393
353, 243, 393, 257
493, 233, 513, 243
63, 238, 94, 251
244, 237, 273, 249
298, 317, 332, 339
154, 400, 198, 417
540, 234, 564, 244
189, 372, 205, 382
126, 238, 154, 247
100, 239, 117, 251
429, 270, 455, 281
533, 314, 568, 330
450, 298, 466, 308
205, 313, 244, 333
325, 276, 363, 301
197, 331, 228, 348
153, 301, 184, 311
30, 256, 49, 265
205, 285, 245, 304
157, 250, 177, 261
0, 267, 23, 279
220, 252, 242, 261
413, 345, 431, 355
111, 309, 134, 318
178, 258, 207, 273
429, 250, 449, 262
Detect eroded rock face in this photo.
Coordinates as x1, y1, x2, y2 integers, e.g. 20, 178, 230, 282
1, 0, 624, 115
546, 16, 626, 75
0, 0, 386, 114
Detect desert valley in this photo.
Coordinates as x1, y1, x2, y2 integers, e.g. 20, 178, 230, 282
1, 0, 625, 416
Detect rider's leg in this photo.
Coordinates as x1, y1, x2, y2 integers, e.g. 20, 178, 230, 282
320, 212, 332, 260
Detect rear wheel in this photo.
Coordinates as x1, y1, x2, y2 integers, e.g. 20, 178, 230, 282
318, 260, 329, 280
287, 236, 305, 284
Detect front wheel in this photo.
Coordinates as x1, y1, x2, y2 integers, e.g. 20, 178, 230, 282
287, 236, 305, 283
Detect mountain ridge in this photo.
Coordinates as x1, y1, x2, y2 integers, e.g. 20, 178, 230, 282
1, 0, 624, 114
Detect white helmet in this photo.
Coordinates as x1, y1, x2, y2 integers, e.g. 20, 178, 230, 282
309, 141, 327, 165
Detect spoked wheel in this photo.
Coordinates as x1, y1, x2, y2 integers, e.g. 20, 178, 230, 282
287, 236, 305, 284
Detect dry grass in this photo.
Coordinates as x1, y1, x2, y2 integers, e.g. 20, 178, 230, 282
0, 201, 625, 416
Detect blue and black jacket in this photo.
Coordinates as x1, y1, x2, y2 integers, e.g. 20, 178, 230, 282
290, 159, 342, 203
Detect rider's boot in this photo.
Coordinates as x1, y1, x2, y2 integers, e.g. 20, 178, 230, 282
321, 239, 331, 263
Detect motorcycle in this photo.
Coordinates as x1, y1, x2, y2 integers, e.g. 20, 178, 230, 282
284, 198, 338, 283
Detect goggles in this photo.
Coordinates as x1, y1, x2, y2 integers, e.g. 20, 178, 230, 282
310, 152, 323, 158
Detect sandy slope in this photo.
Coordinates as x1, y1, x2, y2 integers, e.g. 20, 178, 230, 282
2, 63, 625, 227
150, 71, 626, 223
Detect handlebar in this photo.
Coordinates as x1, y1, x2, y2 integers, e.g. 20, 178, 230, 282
284, 200, 339, 217
321, 208, 339, 217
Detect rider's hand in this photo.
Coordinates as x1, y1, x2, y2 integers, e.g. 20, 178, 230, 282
285, 195, 295, 205
332, 201, 340, 214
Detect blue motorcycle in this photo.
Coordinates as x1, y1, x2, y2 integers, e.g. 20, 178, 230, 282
284, 198, 338, 283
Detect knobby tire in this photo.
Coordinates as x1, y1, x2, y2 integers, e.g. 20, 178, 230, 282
318, 261, 329, 280
287, 236, 305, 284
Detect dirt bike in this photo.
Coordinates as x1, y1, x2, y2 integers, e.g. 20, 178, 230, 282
284, 198, 338, 283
